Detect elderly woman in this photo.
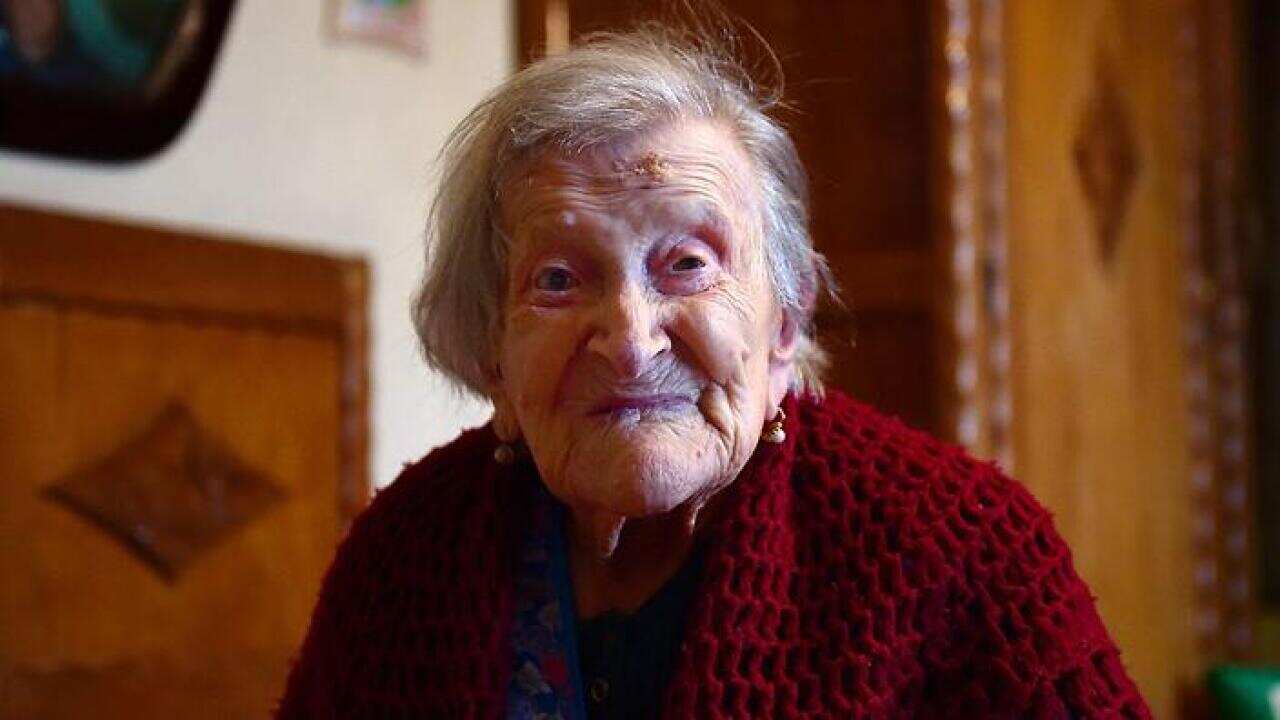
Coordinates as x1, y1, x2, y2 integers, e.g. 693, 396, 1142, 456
278, 25, 1150, 720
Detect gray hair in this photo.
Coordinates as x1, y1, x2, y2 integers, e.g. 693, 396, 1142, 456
413, 23, 834, 398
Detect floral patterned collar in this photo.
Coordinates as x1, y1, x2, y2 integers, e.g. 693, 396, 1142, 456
506, 482, 588, 720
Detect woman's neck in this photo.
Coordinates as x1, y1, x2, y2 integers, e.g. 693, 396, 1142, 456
566, 497, 719, 619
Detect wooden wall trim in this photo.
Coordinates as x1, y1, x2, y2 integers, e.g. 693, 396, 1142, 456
936, 0, 1013, 467
516, 0, 549, 66
1182, 0, 1256, 662
516, 0, 570, 67
338, 261, 371, 526
0, 204, 356, 332
976, 0, 1013, 469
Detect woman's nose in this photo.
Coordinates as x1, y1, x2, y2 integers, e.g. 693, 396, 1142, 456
586, 283, 671, 379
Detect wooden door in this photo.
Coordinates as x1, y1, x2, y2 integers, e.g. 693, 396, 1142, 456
0, 205, 368, 719
518, 0, 947, 437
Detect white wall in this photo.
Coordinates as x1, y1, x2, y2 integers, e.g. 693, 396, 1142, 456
0, 0, 508, 487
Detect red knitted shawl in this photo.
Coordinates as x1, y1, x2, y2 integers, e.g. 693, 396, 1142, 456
277, 391, 1151, 718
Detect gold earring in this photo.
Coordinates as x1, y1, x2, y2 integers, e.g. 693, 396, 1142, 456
493, 443, 516, 465
763, 408, 786, 444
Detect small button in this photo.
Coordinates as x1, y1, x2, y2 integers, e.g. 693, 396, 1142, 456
589, 677, 610, 703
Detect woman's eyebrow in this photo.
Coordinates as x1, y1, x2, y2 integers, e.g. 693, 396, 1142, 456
517, 211, 594, 254
656, 200, 736, 254
506, 216, 604, 281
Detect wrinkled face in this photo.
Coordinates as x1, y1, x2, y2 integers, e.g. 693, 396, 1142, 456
493, 119, 795, 519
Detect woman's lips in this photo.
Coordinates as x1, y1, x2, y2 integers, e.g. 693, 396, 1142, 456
589, 393, 694, 416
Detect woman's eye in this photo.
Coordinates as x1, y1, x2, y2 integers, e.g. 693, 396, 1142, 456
672, 255, 706, 271
533, 267, 578, 292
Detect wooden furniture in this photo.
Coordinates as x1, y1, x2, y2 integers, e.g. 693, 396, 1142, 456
517, 2, 1256, 718
0, 204, 368, 719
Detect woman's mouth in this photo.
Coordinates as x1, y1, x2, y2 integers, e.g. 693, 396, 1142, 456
589, 393, 694, 416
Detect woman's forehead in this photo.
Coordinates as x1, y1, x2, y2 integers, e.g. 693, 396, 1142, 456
500, 120, 760, 230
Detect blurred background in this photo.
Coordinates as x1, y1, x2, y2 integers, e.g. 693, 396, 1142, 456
0, 0, 1275, 717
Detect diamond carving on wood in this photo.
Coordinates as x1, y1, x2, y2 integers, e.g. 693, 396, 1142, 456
44, 402, 285, 582
1073, 55, 1140, 264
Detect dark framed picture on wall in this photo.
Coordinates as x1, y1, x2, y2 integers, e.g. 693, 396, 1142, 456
0, 0, 238, 162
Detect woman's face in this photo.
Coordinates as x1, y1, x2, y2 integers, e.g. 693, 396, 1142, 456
494, 119, 795, 521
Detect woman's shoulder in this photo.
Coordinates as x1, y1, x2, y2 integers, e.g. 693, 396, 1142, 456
374, 423, 500, 511
792, 388, 1003, 487
278, 423, 515, 717
325, 424, 507, 576
303, 423, 514, 624
791, 390, 1052, 553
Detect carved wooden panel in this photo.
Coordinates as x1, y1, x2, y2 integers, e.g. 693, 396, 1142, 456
0, 205, 369, 719
1073, 54, 1141, 265
44, 402, 286, 582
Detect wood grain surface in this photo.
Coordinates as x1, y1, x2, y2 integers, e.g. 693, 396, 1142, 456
0, 204, 369, 719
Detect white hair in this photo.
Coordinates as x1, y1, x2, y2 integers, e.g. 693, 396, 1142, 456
413, 23, 834, 398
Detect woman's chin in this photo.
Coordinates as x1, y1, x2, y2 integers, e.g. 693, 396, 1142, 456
561, 442, 713, 518
588, 491, 685, 520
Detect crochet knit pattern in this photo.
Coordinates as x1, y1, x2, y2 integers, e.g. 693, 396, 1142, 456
278, 390, 1151, 718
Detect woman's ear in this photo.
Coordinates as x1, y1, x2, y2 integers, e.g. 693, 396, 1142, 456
767, 308, 800, 410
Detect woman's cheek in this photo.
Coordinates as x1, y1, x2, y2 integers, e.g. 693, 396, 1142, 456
672, 289, 761, 385
502, 308, 582, 416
